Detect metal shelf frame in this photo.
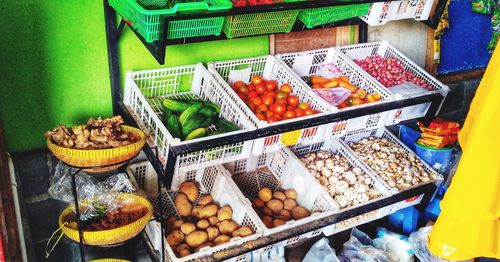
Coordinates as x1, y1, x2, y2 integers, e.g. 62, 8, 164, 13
102, 0, 447, 260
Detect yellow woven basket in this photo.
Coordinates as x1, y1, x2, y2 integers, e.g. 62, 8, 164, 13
47, 125, 146, 171
58, 193, 153, 246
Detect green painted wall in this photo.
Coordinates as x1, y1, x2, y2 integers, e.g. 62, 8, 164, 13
0, 1, 268, 152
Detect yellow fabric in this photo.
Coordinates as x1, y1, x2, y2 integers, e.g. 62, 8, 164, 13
428, 46, 500, 259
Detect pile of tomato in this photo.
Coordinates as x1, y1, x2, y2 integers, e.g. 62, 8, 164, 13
231, 76, 319, 123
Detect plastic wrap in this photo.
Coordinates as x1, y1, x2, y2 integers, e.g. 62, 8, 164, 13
312, 88, 351, 106
409, 226, 450, 262
303, 238, 340, 262
317, 63, 343, 79
339, 228, 397, 262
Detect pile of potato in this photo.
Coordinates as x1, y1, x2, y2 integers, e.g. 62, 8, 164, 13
165, 182, 254, 258
251, 187, 311, 228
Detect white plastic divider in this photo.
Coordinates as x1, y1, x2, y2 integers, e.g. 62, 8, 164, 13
208, 55, 332, 155
222, 147, 338, 241
337, 41, 450, 125
123, 63, 255, 173
126, 161, 263, 262
339, 127, 443, 194
276, 47, 394, 140
361, 0, 434, 26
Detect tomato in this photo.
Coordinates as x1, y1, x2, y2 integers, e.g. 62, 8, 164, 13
304, 108, 315, 116
247, 91, 258, 99
276, 91, 288, 99
246, 101, 256, 112
287, 95, 299, 107
265, 111, 273, 117
256, 113, 266, 121
295, 108, 305, 117
262, 95, 274, 106
266, 80, 278, 91
255, 84, 266, 95
263, 91, 276, 97
251, 75, 264, 86
237, 92, 246, 101
255, 104, 268, 114
238, 86, 249, 94
275, 98, 287, 105
298, 102, 310, 110
283, 110, 297, 119
266, 115, 280, 123
247, 84, 256, 91
280, 83, 292, 94
270, 103, 286, 115
287, 106, 295, 111
233, 81, 246, 90
251, 97, 263, 106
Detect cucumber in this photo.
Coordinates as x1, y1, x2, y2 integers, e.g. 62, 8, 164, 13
166, 115, 183, 140
182, 114, 206, 137
199, 115, 214, 128
203, 101, 221, 114
207, 130, 224, 136
162, 98, 197, 112
184, 128, 207, 141
214, 118, 240, 132
179, 103, 203, 126
198, 106, 215, 118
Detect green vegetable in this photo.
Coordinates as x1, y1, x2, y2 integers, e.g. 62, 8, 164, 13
199, 106, 215, 118
203, 101, 221, 114
185, 128, 207, 140
162, 107, 173, 123
163, 98, 200, 112
214, 118, 240, 132
182, 114, 206, 136
207, 130, 224, 136
179, 103, 203, 126
166, 115, 183, 140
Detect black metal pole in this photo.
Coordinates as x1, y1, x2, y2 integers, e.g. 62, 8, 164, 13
104, 0, 122, 115
70, 168, 85, 262
358, 20, 368, 43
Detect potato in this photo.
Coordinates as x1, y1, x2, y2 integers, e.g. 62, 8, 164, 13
179, 181, 199, 203
253, 198, 265, 209
262, 216, 273, 228
217, 205, 233, 221
180, 222, 196, 235
273, 191, 287, 201
277, 209, 291, 220
213, 235, 231, 246
173, 219, 184, 230
176, 243, 190, 253
232, 226, 253, 238
165, 216, 177, 233
283, 199, 297, 211
175, 193, 192, 217
261, 206, 273, 217
185, 230, 208, 248
195, 242, 214, 252
258, 187, 272, 202
266, 199, 284, 214
196, 219, 210, 230
206, 226, 220, 241
285, 189, 297, 200
291, 206, 311, 220
200, 204, 218, 219
208, 216, 219, 226
217, 220, 239, 235
176, 244, 191, 258
191, 206, 203, 219
272, 218, 286, 228
166, 230, 185, 246
197, 194, 213, 206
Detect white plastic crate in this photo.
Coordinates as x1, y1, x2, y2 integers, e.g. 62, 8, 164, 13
276, 48, 394, 140
322, 208, 391, 236
208, 55, 332, 155
361, 0, 434, 26
223, 147, 338, 239
126, 161, 263, 262
337, 41, 449, 125
387, 193, 424, 214
123, 63, 255, 173
339, 127, 443, 194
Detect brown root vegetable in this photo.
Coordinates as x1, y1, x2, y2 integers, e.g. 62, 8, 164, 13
175, 193, 192, 217
273, 191, 287, 201
261, 206, 273, 217
217, 220, 239, 235
195, 242, 214, 252
173, 219, 184, 230
258, 187, 272, 202
283, 199, 297, 211
262, 216, 273, 228
217, 205, 233, 221
285, 189, 297, 200
253, 198, 265, 209
165, 216, 177, 233
166, 230, 185, 246
213, 235, 231, 245
179, 182, 199, 203
208, 216, 219, 226
191, 206, 203, 219
291, 206, 311, 220
272, 218, 286, 228
197, 194, 213, 206
200, 204, 218, 219
277, 209, 291, 220
206, 226, 220, 241
185, 231, 208, 248
266, 199, 284, 214
196, 219, 210, 230
180, 222, 196, 235
176, 244, 191, 258
232, 226, 254, 238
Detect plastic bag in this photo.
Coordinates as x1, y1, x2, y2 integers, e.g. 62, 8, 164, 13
317, 63, 343, 79
303, 238, 340, 262
312, 88, 351, 106
374, 228, 415, 262
339, 228, 398, 262
409, 226, 450, 262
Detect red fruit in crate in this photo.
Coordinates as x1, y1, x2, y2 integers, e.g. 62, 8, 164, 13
280, 84, 292, 94
247, 84, 256, 91
256, 113, 266, 121
263, 91, 276, 97
270, 104, 286, 115
266, 80, 278, 91
247, 91, 258, 99
284, 110, 297, 119
251, 97, 263, 106
246, 101, 256, 112
267, 116, 280, 123
251, 75, 264, 86
298, 102, 310, 110
287, 95, 299, 107
237, 92, 247, 101
275, 98, 287, 105
256, 104, 269, 114
295, 108, 305, 117
287, 106, 295, 111
262, 95, 274, 106
233, 81, 246, 90
238, 85, 249, 95
276, 91, 288, 99
255, 84, 266, 95
304, 108, 315, 116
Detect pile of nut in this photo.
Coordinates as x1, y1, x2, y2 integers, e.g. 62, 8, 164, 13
300, 151, 381, 210
335, 210, 378, 229
348, 137, 439, 191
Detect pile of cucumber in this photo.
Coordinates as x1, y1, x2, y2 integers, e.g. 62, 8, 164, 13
162, 98, 240, 141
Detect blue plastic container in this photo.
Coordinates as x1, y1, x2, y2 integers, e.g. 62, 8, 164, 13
415, 142, 454, 174
388, 206, 419, 234
399, 125, 420, 152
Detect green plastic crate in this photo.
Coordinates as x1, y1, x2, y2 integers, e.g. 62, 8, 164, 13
298, 4, 370, 29
109, 0, 232, 42
223, 10, 300, 38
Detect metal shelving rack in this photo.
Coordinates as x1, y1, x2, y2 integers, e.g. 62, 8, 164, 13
101, 0, 449, 260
